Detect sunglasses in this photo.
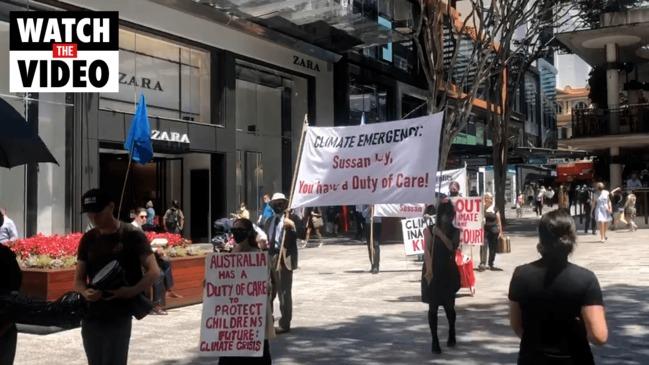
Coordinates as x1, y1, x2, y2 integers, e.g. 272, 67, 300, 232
138, 215, 147, 219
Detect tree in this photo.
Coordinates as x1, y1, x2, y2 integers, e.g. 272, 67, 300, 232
414, 0, 575, 221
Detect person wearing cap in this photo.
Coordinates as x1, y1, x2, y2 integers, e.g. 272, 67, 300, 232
263, 193, 300, 334
74, 189, 160, 365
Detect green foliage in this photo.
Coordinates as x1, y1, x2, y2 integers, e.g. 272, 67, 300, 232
576, 0, 645, 27
588, 66, 607, 107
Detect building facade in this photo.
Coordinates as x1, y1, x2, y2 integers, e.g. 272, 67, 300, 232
558, 7, 649, 188
0, 0, 338, 241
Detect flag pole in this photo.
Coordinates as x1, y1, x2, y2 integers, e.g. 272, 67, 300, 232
277, 114, 309, 271
118, 145, 135, 220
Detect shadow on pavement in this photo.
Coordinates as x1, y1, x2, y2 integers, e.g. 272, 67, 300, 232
158, 282, 649, 365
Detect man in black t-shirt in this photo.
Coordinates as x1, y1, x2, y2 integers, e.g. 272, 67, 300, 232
74, 189, 159, 365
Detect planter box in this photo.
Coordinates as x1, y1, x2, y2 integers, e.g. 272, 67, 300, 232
20, 255, 207, 309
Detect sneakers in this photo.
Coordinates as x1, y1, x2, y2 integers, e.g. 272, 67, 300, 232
489, 266, 503, 271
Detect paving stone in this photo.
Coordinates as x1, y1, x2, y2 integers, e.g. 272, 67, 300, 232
13, 212, 649, 364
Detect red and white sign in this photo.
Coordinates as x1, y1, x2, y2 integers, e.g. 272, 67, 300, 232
290, 113, 443, 208
451, 197, 484, 246
199, 252, 269, 357
374, 168, 467, 218
401, 217, 427, 255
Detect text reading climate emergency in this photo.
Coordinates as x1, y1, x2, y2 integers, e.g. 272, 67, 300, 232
9, 11, 119, 93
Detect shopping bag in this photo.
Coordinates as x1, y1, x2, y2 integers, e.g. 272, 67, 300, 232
497, 235, 511, 254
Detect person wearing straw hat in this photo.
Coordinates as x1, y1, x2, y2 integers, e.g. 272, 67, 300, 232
263, 193, 300, 334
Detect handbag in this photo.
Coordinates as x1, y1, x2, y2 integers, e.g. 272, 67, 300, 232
91, 260, 153, 320
497, 235, 511, 254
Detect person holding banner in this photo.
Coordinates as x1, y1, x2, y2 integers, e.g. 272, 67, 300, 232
362, 205, 381, 274
218, 218, 273, 365
264, 193, 299, 334
421, 199, 461, 355
479, 193, 504, 271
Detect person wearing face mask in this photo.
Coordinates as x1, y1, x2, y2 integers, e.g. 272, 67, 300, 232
218, 218, 274, 365
263, 193, 300, 334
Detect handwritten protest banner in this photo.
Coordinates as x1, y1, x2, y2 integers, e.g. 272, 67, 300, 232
451, 197, 484, 246
199, 252, 269, 357
290, 113, 443, 208
401, 217, 427, 255
374, 168, 467, 218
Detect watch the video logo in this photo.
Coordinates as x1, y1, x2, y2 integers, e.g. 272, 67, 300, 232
9, 11, 119, 93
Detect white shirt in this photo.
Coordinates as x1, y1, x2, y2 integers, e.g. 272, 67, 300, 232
268, 215, 285, 250
0, 216, 18, 243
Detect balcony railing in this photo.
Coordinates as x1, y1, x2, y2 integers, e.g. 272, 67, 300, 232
572, 105, 649, 138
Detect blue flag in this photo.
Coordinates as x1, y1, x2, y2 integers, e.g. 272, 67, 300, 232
124, 94, 153, 164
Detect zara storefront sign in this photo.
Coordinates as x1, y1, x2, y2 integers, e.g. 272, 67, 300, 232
9, 11, 119, 93
293, 55, 321, 72
151, 130, 190, 144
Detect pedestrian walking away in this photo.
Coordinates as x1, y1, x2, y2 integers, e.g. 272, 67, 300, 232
421, 198, 460, 355
509, 209, 608, 364
74, 189, 160, 365
163, 200, 185, 234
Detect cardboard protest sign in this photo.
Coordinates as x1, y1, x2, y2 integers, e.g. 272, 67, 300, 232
199, 252, 269, 357
290, 113, 443, 208
401, 217, 426, 255
374, 168, 467, 218
451, 197, 484, 246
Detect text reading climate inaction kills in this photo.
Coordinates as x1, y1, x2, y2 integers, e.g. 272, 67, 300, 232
9, 11, 119, 93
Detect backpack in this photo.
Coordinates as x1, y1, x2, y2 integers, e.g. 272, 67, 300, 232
165, 208, 179, 231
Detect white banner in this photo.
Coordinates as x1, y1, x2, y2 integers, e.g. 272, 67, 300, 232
451, 197, 484, 246
199, 252, 269, 357
290, 113, 443, 208
374, 168, 467, 218
401, 217, 427, 255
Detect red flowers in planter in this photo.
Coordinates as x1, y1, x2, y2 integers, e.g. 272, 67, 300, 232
11, 233, 83, 260
11, 232, 188, 261
144, 232, 187, 247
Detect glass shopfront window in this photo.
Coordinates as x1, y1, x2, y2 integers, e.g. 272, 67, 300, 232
0, 21, 70, 236
100, 28, 212, 124
349, 79, 388, 124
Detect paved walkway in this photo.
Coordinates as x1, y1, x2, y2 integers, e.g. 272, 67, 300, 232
14, 212, 649, 364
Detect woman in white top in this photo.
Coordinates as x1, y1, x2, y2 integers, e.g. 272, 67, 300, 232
592, 182, 612, 243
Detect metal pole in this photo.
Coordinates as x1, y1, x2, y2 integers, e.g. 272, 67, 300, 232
277, 114, 309, 271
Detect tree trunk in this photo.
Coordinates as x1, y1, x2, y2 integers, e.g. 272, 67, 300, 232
492, 139, 508, 226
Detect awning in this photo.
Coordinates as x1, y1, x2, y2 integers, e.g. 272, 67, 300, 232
160, 0, 414, 54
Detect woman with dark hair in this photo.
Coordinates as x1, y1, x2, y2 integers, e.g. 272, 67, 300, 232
508, 210, 608, 364
421, 198, 461, 355
218, 218, 273, 365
